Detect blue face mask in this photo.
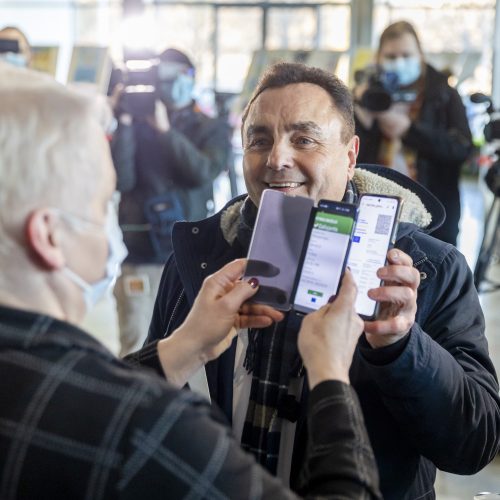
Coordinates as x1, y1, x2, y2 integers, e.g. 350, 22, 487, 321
382, 56, 421, 87
0, 52, 27, 68
158, 73, 194, 110
62, 201, 128, 313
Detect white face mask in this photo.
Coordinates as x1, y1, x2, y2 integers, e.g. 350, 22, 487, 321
382, 56, 421, 87
62, 201, 128, 313
0, 52, 27, 67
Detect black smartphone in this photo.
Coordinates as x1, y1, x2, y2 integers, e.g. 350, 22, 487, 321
292, 200, 357, 315
243, 189, 314, 311
347, 194, 403, 320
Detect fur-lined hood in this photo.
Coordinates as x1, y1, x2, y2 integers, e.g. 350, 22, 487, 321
220, 165, 445, 246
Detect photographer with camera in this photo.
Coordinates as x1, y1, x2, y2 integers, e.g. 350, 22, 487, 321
111, 48, 232, 356
354, 21, 473, 245
0, 26, 31, 68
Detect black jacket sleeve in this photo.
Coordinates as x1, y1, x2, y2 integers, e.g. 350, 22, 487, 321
122, 378, 381, 499
402, 86, 473, 167
359, 245, 500, 474
158, 117, 231, 189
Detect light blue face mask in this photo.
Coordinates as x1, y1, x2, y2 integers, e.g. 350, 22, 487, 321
382, 56, 421, 87
0, 52, 27, 68
159, 73, 195, 110
62, 201, 128, 313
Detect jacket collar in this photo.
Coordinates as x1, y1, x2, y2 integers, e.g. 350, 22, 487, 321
218, 165, 445, 245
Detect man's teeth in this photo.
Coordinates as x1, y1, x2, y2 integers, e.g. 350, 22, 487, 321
268, 182, 302, 188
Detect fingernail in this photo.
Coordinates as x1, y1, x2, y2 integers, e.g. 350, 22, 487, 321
328, 295, 336, 303
248, 277, 259, 289
391, 250, 399, 261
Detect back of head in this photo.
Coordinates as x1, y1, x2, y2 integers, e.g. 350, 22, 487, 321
0, 63, 106, 259
242, 62, 355, 143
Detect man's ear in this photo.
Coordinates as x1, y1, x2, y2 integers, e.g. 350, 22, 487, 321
25, 209, 66, 270
347, 135, 360, 180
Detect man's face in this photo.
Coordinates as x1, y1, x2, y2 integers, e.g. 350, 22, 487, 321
242, 83, 358, 207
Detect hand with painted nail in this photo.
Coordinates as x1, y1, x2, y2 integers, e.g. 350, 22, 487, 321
298, 270, 364, 388
158, 259, 284, 386
363, 248, 420, 348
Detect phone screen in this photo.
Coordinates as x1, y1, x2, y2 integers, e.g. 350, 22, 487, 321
293, 202, 356, 315
347, 195, 401, 319
243, 189, 314, 311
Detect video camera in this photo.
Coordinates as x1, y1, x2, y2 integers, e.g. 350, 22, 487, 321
0, 38, 20, 54
117, 48, 160, 119
470, 93, 500, 197
354, 65, 418, 112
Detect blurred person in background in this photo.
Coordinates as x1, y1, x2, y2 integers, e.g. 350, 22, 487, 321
354, 20, 473, 245
0, 25, 31, 67
0, 61, 381, 499
111, 48, 232, 356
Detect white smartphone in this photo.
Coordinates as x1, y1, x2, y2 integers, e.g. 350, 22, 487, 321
347, 194, 403, 320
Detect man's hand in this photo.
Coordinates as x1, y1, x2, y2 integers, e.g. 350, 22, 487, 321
158, 259, 284, 386
298, 270, 364, 388
376, 103, 411, 140
364, 249, 420, 349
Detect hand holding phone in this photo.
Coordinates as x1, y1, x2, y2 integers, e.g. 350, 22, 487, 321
363, 248, 420, 348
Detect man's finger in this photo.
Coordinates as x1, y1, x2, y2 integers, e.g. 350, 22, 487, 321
368, 285, 415, 305
238, 315, 274, 329
240, 303, 284, 322
377, 265, 420, 289
387, 249, 413, 267
364, 315, 413, 335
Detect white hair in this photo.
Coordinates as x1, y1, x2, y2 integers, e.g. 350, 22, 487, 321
0, 62, 109, 258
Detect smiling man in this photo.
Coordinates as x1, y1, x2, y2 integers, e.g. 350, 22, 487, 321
141, 62, 500, 500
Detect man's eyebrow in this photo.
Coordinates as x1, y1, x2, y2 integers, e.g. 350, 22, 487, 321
287, 121, 323, 134
246, 121, 323, 137
245, 125, 269, 138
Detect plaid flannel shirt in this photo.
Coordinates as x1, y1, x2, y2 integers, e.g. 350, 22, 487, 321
0, 305, 380, 499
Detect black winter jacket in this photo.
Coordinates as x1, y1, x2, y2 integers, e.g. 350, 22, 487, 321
111, 103, 232, 263
143, 165, 500, 500
355, 64, 473, 245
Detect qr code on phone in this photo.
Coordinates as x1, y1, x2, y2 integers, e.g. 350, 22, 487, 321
375, 214, 392, 235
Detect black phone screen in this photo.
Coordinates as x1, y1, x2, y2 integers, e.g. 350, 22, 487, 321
243, 189, 314, 311
347, 194, 402, 319
293, 201, 356, 315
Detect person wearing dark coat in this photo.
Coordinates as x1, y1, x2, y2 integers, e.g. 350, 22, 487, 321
354, 21, 473, 246
136, 62, 500, 500
111, 48, 232, 356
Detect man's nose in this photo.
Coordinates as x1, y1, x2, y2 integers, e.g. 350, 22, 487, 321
266, 140, 294, 171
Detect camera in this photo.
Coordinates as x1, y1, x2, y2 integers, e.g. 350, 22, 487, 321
354, 65, 418, 112
0, 38, 20, 54
118, 48, 159, 119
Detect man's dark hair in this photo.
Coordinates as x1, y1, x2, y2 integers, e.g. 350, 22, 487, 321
242, 62, 355, 144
